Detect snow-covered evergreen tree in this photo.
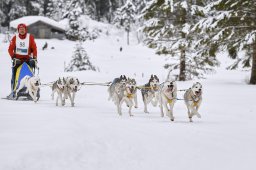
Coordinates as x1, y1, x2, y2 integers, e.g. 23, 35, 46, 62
44, 0, 64, 20
63, 0, 90, 41
114, 0, 136, 45
25, 0, 41, 15
9, 2, 27, 22
143, 0, 218, 81
193, 0, 256, 84
65, 42, 96, 72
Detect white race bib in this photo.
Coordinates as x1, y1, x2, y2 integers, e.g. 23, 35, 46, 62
16, 33, 30, 55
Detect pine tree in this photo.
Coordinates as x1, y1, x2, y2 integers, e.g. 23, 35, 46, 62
114, 0, 136, 45
8, 1, 27, 22
0, 0, 26, 27
143, 0, 218, 81
44, 0, 64, 20
63, 0, 89, 41
46, 0, 54, 18
65, 42, 96, 72
193, 0, 256, 84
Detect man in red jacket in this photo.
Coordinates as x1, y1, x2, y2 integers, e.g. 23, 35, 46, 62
8, 23, 38, 91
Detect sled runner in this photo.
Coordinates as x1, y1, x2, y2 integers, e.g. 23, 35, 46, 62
5, 62, 40, 101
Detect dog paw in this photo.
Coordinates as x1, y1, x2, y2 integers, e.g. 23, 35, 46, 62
144, 110, 149, 113
197, 114, 201, 118
71, 103, 75, 107
134, 106, 138, 108
171, 118, 174, 121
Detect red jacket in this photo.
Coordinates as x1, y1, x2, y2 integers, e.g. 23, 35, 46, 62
8, 34, 37, 61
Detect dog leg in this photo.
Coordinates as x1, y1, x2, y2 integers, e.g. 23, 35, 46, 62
191, 107, 200, 118
143, 99, 149, 113
60, 93, 65, 106
64, 90, 71, 107
32, 91, 37, 103
151, 96, 158, 107
188, 106, 194, 122
195, 102, 202, 118
169, 103, 174, 121
160, 97, 164, 117
108, 88, 112, 101
56, 93, 59, 106
15, 80, 25, 99
163, 103, 169, 117
117, 99, 122, 116
128, 99, 134, 116
51, 90, 55, 100
71, 92, 76, 107
134, 94, 138, 108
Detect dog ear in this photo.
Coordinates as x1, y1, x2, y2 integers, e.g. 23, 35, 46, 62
123, 75, 127, 80
77, 78, 80, 84
151, 74, 154, 79
120, 75, 123, 79
63, 78, 66, 84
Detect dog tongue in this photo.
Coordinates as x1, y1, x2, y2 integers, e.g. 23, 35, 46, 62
166, 89, 171, 93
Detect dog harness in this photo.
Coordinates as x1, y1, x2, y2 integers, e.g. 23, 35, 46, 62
125, 89, 134, 99
164, 91, 174, 104
165, 95, 173, 104
188, 89, 201, 107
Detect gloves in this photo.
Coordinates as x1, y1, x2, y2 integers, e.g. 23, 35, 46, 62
12, 58, 21, 66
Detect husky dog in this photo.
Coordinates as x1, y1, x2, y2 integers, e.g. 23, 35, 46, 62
159, 80, 177, 121
141, 75, 160, 113
63, 76, 81, 107
108, 75, 127, 101
113, 78, 138, 116
184, 82, 203, 122
15, 75, 41, 102
51, 77, 66, 106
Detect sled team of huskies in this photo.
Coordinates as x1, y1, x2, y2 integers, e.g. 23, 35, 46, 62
15, 74, 203, 122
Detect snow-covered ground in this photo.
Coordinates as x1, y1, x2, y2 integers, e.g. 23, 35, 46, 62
0, 29, 256, 170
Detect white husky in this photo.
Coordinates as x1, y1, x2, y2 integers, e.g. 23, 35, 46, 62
159, 80, 177, 121
184, 82, 203, 122
15, 75, 41, 102
63, 76, 81, 107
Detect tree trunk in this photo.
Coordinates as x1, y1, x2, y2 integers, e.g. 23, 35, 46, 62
127, 30, 129, 45
250, 43, 256, 84
179, 47, 186, 81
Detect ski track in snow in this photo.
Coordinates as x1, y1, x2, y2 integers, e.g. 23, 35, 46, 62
0, 32, 256, 170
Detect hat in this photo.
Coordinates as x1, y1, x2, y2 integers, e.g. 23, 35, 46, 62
17, 23, 27, 32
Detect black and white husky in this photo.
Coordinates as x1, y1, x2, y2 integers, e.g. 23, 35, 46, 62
63, 76, 81, 107
108, 75, 128, 101
15, 75, 41, 102
159, 80, 177, 121
51, 77, 66, 106
141, 75, 160, 113
184, 82, 203, 122
112, 78, 138, 116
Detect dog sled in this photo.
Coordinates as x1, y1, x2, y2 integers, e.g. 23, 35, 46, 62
5, 61, 40, 101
